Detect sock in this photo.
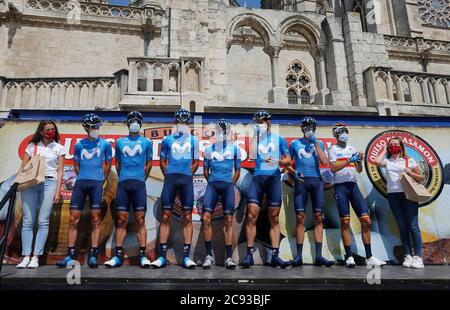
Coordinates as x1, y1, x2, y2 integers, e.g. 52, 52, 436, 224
89, 247, 98, 258
364, 243, 372, 259
159, 243, 168, 259
67, 247, 75, 259
315, 242, 323, 258
139, 247, 146, 258
115, 247, 123, 259
225, 245, 233, 259
205, 241, 212, 256
183, 244, 191, 258
271, 248, 279, 258
344, 246, 352, 260
247, 247, 254, 256
296, 243, 303, 259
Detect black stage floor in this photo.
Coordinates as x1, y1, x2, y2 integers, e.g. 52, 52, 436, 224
1, 265, 449, 290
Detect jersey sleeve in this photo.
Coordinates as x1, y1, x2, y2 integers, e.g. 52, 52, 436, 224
192, 136, 200, 160
328, 145, 337, 163
234, 145, 242, 170
104, 141, 113, 162
73, 142, 81, 163
146, 138, 153, 161
279, 136, 289, 157
203, 147, 211, 169
289, 141, 296, 159
160, 137, 168, 160
115, 140, 121, 162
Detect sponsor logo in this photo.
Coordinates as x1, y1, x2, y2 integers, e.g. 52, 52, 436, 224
365, 130, 444, 205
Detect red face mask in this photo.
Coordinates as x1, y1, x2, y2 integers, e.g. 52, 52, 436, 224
43, 130, 56, 140
388, 145, 402, 155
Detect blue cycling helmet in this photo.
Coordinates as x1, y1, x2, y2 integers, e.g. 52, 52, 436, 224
253, 110, 272, 122
127, 111, 144, 124
217, 118, 231, 133
174, 108, 191, 123
82, 113, 102, 130
300, 117, 317, 130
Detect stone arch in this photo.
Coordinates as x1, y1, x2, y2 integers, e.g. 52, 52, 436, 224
277, 15, 321, 48
226, 13, 275, 52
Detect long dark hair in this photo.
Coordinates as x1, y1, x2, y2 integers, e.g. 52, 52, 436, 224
30, 121, 60, 144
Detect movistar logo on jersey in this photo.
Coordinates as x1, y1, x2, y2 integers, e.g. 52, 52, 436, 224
81, 147, 100, 160
122, 144, 143, 157
298, 147, 315, 159
171, 141, 191, 159
211, 150, 232, 161
258, 142, 275, 155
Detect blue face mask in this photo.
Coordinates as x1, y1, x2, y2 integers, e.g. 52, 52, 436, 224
129, 122, 141, 133
338, 133, 349, 142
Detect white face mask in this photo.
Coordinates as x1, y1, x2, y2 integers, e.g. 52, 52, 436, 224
175, 123, 189, 135
255, 123, 268, 136
129, 122, 141, 133
89, 129, 100, 140
338, 133, 349, 143
216, 132, 226, 142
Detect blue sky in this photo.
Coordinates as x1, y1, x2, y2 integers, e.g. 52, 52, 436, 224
108, 0, 260, 8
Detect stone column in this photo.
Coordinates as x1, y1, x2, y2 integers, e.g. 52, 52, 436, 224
75, 83, 82, 108
0, 80, 7, 109
264, 41, 288, 105
128, 60, 137, 93
48, 84, 54, 108
61, 83, 68, 108
405, 76, 416, 103
163, 64, 170, 93
88, 83, 95, 107
30, 83, 38, 107
15, 83, 23, 108
0, 78, 4, 108
418, 78, 430, 103
393, 75, 404, 102
312, 45, 330, 106
385, 72, 394, 101
443, 79, 450, 105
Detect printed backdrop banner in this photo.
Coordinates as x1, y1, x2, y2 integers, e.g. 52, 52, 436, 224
0, 121, 449, 265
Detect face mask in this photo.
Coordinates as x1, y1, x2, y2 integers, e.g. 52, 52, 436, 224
43, 131, 56, 140
216, 131, 226, 142
304, 130, 315, 138
129, 122, 141, 133
388, 145, 402, 155
89, 129, 100, 140
338, 133, 349, 143
255, 123, 268, 136
176, 123, 189, 134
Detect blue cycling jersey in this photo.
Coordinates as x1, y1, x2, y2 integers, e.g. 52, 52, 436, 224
115, 135, 153, 182
204, 142, 241, 183
73, 137, 112, 181
254, 133, 289, 176
160, 133, 199, 176
289, 138, 325, 177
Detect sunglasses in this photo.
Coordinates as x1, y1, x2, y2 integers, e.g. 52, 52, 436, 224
89, 124, 102, 130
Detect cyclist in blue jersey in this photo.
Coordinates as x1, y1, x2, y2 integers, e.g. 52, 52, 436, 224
150, 109, 200, 269
242, 110, 292, 268
201, 119, 241, 269
288, 117, 334, 267
56, 113, 112, 268
104, 111, 153, 269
